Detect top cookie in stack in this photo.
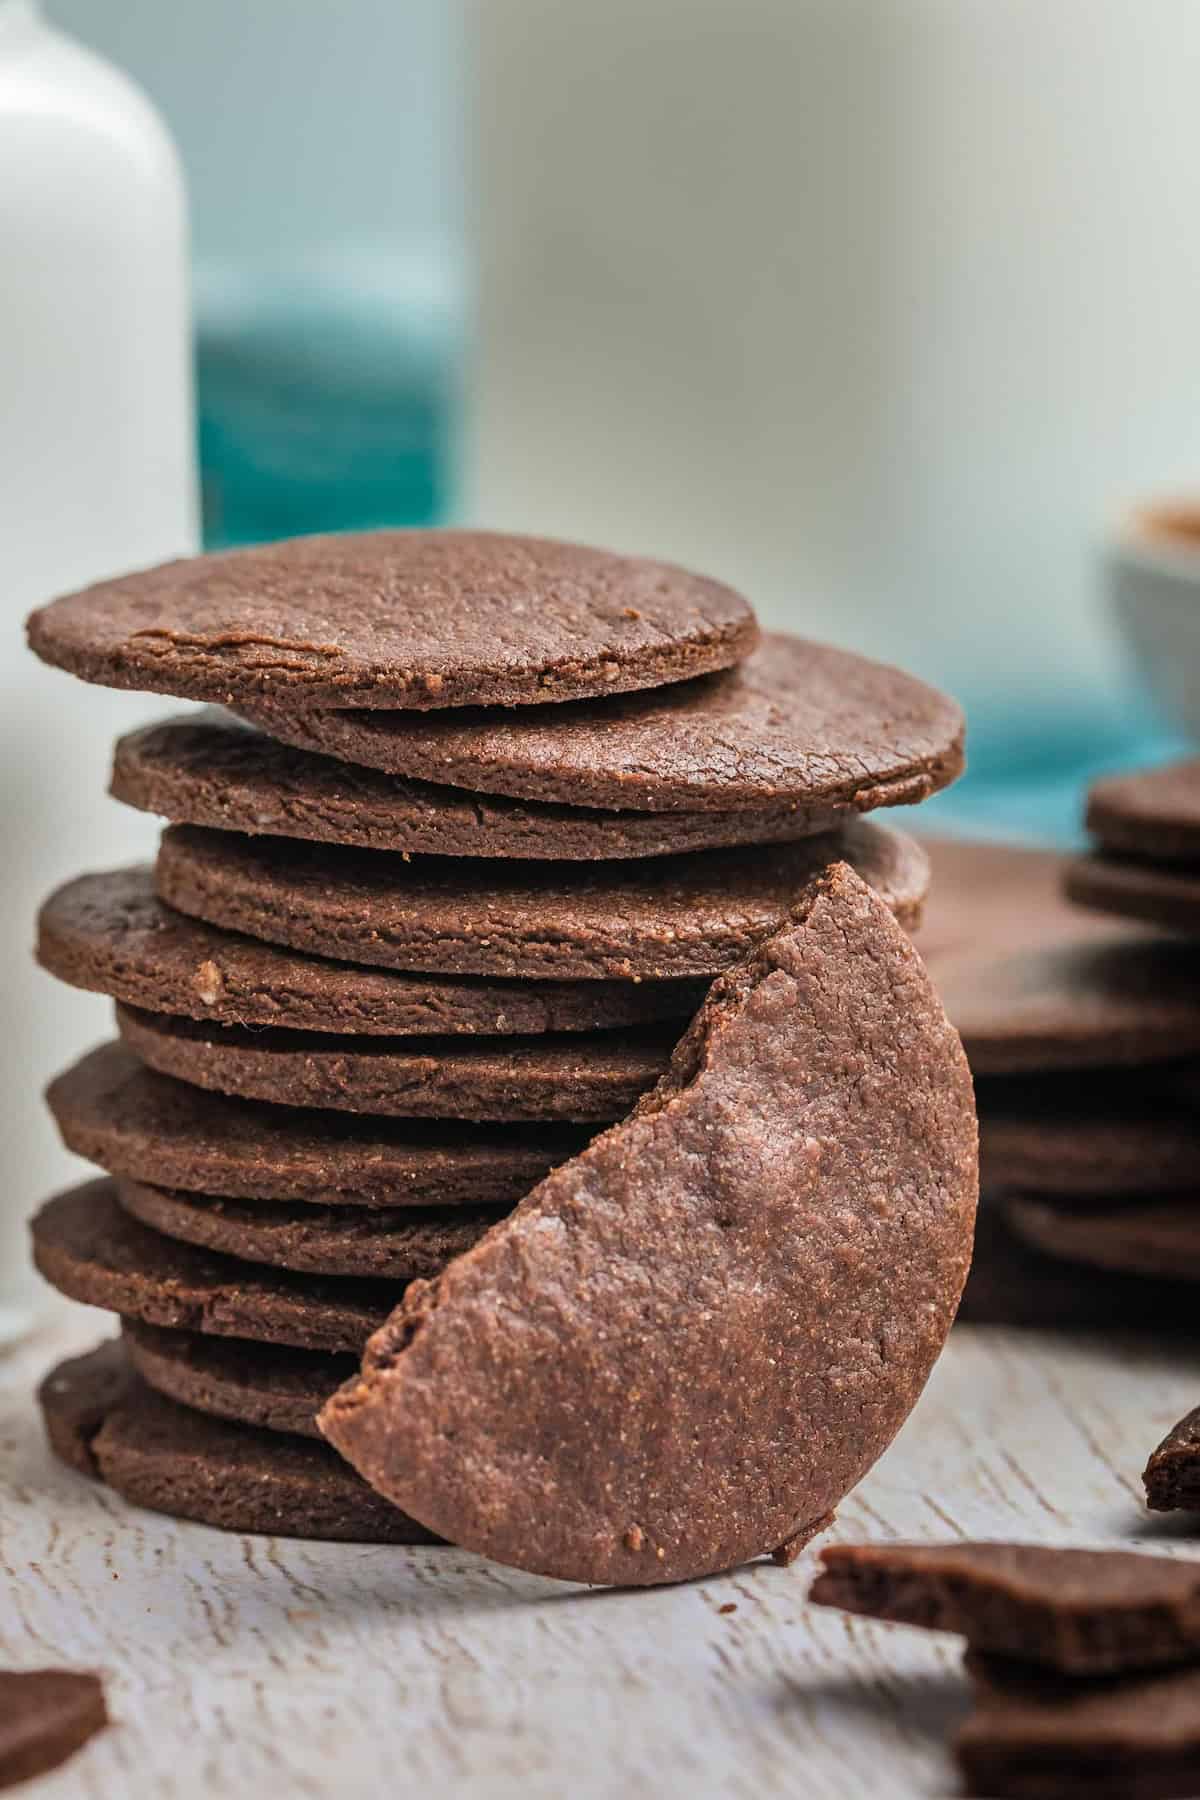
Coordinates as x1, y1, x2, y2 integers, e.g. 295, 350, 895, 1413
27, 528, 965, 1544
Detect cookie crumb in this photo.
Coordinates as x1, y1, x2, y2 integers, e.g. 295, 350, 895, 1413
623, 1524, 645, 1552
193, 960, 224, 1005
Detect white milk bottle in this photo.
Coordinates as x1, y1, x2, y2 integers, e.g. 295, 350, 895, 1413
0, 0, 197, 1342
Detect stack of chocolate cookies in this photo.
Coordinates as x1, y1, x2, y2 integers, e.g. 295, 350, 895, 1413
26, 529, 966, 1546
919, 796, 1200, 1327
1071, 757, 1200, 935
1012, 758, 1200, 1300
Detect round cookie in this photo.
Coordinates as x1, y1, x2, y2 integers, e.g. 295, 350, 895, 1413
918, 839, 1200, 1074
26, 529, 757, 710
47, 1043, 591, 1208
155, 819, 929, 983
112, 710, 850, 861
40, 867, 702, 1036
320, 865, 978, 1588
956, 1202, 1200, 1333
116, 1004, 679, 1123
32, 1180, 398, 1353
1086, 758, 1200, 863
122, 1322, 350, 1438
116, 1180, 501, 1280
241, 632, 965, 814
38, 1340, 436, 1542
1066, 851, 1200, 936
979, 1077, 1200, 1196
1006, 1192, 1200, 1282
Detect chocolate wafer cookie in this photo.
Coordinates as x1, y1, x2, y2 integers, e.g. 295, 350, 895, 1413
321, 868, 977, 1586
39, 1340, 435, 1542
957, 1202, 1200, 1333
154, 818, 929, 982
115, 1003, 678, 1122
32, 1180, 402, 1353
1087, 757, 1200, 863
27, 529, 758, 710
40, 867, 703, 1035
112, 710, 847, 860
48, 1044, 590, 1207
26, 521, 974, 1584
116, 1180, 501, 1279
121, 1322, 350, 1439
956, 1650, 1200, 1800
1005, 1192, 1200, 1282
978, 1076, 1200, 1196
241, 632, 964, 814
1067, 851, 1200, 936
919, 839, 1200, 1074
810, 1541, 1200, 1676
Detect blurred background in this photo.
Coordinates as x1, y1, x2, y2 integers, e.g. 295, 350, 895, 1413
49, 0, 465, 543
43, 0, 1200, 823
41, 0, 1200, 817
5, 0, 1200, 1318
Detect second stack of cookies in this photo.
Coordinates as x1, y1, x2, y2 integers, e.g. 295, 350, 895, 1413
998, 758, 1200, 1296
919, 825, 1200, 1326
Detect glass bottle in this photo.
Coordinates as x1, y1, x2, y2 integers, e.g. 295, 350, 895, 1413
0, 0, 197, 1343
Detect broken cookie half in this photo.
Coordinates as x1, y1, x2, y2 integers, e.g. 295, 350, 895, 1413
319, 864, 978, 1585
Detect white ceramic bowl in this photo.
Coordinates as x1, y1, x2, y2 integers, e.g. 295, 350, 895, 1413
1110, 501, 1200, 741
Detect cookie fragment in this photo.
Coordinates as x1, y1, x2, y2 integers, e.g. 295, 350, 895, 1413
154, 818, 930, 982
27, 529, 758, 710
241, 632, 964, 813
810, 1541, 1200, 1676
38, 1341, 434, 1542
320, 866, 977, 1586
1145, 1407, 1200, 1514
956, 1651, 1200, 1800
0, 1668, 107, 1791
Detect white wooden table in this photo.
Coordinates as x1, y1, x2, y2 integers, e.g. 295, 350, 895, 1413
3, 1304, 1198, 1800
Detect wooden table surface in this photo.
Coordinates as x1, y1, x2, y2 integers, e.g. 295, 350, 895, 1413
4, 1305, 1198, 1800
